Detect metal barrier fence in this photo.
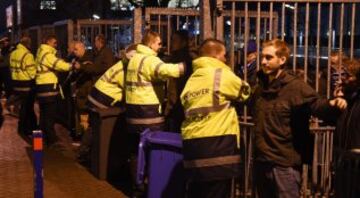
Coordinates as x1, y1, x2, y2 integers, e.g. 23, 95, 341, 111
222, 0, 360, 98
76, 19, 133, 57
142, 7, 200, 54
239, 122, 335, 197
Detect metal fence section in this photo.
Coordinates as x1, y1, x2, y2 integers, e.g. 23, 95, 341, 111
143, 7, 200, 54
222, 0, 359, 98
76, 19, 133, 57
239, 122, 335, 197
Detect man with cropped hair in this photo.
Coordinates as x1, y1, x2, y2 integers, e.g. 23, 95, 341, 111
252, 39, 347, 198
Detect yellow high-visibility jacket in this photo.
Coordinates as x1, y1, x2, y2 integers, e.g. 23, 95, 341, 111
9, 43, 36, 93
125, 44, 184, 106
88, 60, 125, 109
35, 44, 71, 100
125, 44, 184, 129
180, 57, 251, 181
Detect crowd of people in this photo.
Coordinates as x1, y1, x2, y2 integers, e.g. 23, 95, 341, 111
0, 28, 359, 198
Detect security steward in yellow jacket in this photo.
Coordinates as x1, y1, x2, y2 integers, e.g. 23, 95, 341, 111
125, 30, 184, 139
10, 35, 37, 137
35, 35, 79, 146
87, 44, 136, 110
181, 39, 251, 198
125, 31, 184, 195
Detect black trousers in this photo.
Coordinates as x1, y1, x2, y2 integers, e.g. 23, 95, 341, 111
187, 179, 232, 198
18, 91, 37, 135
39, 100, 58, 145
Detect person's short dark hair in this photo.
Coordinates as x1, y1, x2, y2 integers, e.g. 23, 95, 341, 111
95, 34, 106, 45
142, 29, 160, 46
246, 40, 257, 55
173, 30, 189, 44
20, 36, 31, 49
199, 38, 225, 58
43, 35, 57, 44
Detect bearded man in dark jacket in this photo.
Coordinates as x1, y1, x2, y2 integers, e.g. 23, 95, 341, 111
252, 39, 347, 198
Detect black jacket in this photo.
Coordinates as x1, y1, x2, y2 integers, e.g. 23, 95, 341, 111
253, 70, 339, 166
334, 89, 360, 150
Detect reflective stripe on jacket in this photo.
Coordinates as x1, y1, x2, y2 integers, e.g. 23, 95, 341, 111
180, 57, 250, 181
125, 44, 184, 106
88, 60, 125, 109
35, 44, 71, 85
10, 44, 36, 81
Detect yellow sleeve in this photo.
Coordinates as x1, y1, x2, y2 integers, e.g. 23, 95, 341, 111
46, 53, 71, 71
221, 69, 251, 102
145, 56, 184, 81
23, 53, 37, 79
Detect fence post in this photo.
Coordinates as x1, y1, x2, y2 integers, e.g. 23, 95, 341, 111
33, 130, 44, 198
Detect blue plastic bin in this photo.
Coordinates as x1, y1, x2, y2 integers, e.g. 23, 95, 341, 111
137, 129, 185, 198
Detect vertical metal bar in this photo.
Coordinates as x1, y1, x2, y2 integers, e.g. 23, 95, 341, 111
167, 15, 171, 54
244, 2, 249, 196
316, 3, 322, 93
257, 2, 261, 70
186, 16, 189, 29
281, 2, 285, 41
177, 15, 180, 30
238, 16, 241, 65
293, 3, 298, 72
327, 3, 333, 99
324, 130, 331, 195
312, 132, 319, 192
339, 3, 344, 68
230, 1, 235, 70
320, 132, 326, 192
158, 14, 161, 34
239, 16, 242, 67
244, 2, 249, 82
269, 2, 273, 39
351, 3, 356, 59
304, 3, 310, 83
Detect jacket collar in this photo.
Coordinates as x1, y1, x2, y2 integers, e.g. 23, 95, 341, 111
16, 43, 30, 52
192, 57, 230, 71
40, 44, 57, 54
258, 69, 297, 94
137, 44, 157, 56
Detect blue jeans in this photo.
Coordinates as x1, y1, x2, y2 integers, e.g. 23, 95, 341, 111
253, 162, 301, 198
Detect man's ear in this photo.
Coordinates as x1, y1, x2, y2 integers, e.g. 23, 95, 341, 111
279, 56, 287, 66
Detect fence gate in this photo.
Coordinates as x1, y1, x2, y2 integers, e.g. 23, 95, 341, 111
141, 7, 200, 54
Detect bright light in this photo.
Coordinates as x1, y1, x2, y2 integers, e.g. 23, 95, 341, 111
226, 20, 231, 26
348, 31, 351, 36
285, 4, 295, 10
93, 14, 100, 20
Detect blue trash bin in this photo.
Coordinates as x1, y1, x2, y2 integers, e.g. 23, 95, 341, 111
137, 129, 185, 198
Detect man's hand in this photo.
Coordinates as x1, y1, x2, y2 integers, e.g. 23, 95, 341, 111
329, 97, 347, 110
73, 61, 81, 70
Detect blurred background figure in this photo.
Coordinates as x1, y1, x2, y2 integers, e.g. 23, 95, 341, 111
0, 37, 14, 99
164, 30, 196, 133
238, 40, 257, 88
330, 51, 349, 97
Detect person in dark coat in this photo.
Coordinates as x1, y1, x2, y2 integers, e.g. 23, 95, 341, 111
164, 30, 196, 133
333, 58, 360, 198
238, 40, 258, 88
85, 34, 115, 82
252, 39, 347, 198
